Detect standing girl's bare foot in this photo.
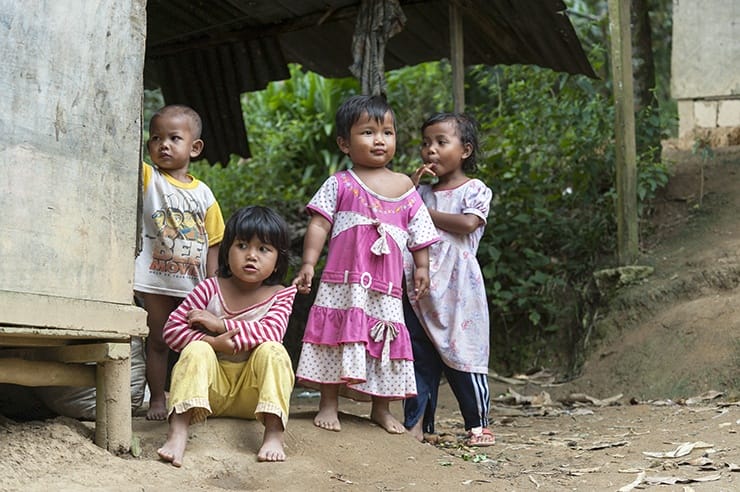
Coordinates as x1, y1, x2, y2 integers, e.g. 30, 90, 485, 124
314, 384, 341, 431
407, 419, 424, 442
370, 398, 405, 434
258, 414, 286, 462
157, 411, 190, 467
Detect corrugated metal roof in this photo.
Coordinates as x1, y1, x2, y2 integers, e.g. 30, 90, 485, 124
145, 0, 596, 164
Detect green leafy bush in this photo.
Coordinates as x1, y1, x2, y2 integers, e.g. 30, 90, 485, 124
465, 63, 669, 373
191, 64, 359, 224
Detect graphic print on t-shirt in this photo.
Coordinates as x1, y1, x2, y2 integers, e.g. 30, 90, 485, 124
147, 191, 207, 279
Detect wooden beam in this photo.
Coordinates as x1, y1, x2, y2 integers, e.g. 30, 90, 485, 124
0, 326, 130, 348
0, 358, 96, 387
607, 0, 638, 264
0, 292, 147, 337
449, 1, 465, 112
0, 342, 130, 363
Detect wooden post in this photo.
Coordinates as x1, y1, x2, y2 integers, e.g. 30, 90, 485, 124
449, 1, 465, 112
608, 0, 638, 265
95, 356, 132, 454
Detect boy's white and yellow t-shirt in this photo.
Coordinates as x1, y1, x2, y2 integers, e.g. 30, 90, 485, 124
134, 162, 225, 298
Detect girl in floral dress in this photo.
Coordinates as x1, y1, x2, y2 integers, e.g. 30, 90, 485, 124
403, 112, 495, 447
293, 95, 439, 433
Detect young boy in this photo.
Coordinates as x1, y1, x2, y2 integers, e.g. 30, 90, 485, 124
134, 104, 225, 420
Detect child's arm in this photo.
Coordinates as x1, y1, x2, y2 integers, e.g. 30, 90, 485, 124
163, 279, 219, 351
411, 247, 430, 298
292, 214, 331, 294
227, 286, 297, 353
186, 307, 238, 354
203, 198, 225, 277
206, 243, 220, 277
431, 180, 492, 235
427, 209, 484, 235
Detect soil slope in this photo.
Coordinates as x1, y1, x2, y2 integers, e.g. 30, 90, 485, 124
568, 144, 740, 400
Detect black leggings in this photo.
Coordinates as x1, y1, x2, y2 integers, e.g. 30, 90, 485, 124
402, 296, 490, 433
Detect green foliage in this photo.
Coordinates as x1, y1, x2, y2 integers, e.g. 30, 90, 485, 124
190, 61, 454, 221
190, 64, 359, 223
466, 62, 669, 372
385, 61, 453, 169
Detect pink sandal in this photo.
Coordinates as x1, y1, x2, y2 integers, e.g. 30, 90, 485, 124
465, 427, 496, 447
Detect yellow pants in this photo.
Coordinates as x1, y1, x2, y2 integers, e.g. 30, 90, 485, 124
168, 340, 294, 429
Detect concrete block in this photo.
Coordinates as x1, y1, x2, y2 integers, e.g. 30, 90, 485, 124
694, 101, 718, 128
677, 100, 695, 138
717, 99, 740, 127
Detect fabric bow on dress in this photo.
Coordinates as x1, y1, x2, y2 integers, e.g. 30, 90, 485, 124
370, 221, 390, 255
370, 321, 398, 365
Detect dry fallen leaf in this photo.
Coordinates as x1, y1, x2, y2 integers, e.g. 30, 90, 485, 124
643, 473, 721, 485
528, 474, 541, 488
684, 390, 724, 405
560, 392, 623, 407
498, 387, 554, 408
642, 441, 713, 459
559, 465, 601, 475
678, 456, 714, 467
617, 471, 646, 491
329, 473, 354, 484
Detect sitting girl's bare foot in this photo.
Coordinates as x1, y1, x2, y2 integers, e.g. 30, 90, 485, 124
370, 407, 405, 434
257, 440, 286, 461
314, 408, 341, 432
147, 397, 168, 421
157, 432, 187, 467
157, 412, 189, 467
258, 414, 287, 462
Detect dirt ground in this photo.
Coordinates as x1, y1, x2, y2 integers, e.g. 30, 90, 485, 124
1, 145, 739, 492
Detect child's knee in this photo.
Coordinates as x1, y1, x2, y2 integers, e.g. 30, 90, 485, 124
181, 340, 212, 358
251, 342, 293, 374
252, 341, 289, 360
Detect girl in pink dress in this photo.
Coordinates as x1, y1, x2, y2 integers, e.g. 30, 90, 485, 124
403, 112, 495, 447
293, 95, 439, 434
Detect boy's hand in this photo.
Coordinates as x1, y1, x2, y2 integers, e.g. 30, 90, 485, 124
411, 163, 436, 187
292, 264, 315, 294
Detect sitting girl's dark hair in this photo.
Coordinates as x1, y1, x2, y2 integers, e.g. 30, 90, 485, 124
217, 205, 291, 285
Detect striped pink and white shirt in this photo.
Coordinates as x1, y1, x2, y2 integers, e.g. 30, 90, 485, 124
164, 278, 297, 354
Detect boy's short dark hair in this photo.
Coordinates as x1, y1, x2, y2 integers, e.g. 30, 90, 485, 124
150, 104, 203, 139
422, 112, 480, 173
335, 95, 396, 140
217, 206, 291, 285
